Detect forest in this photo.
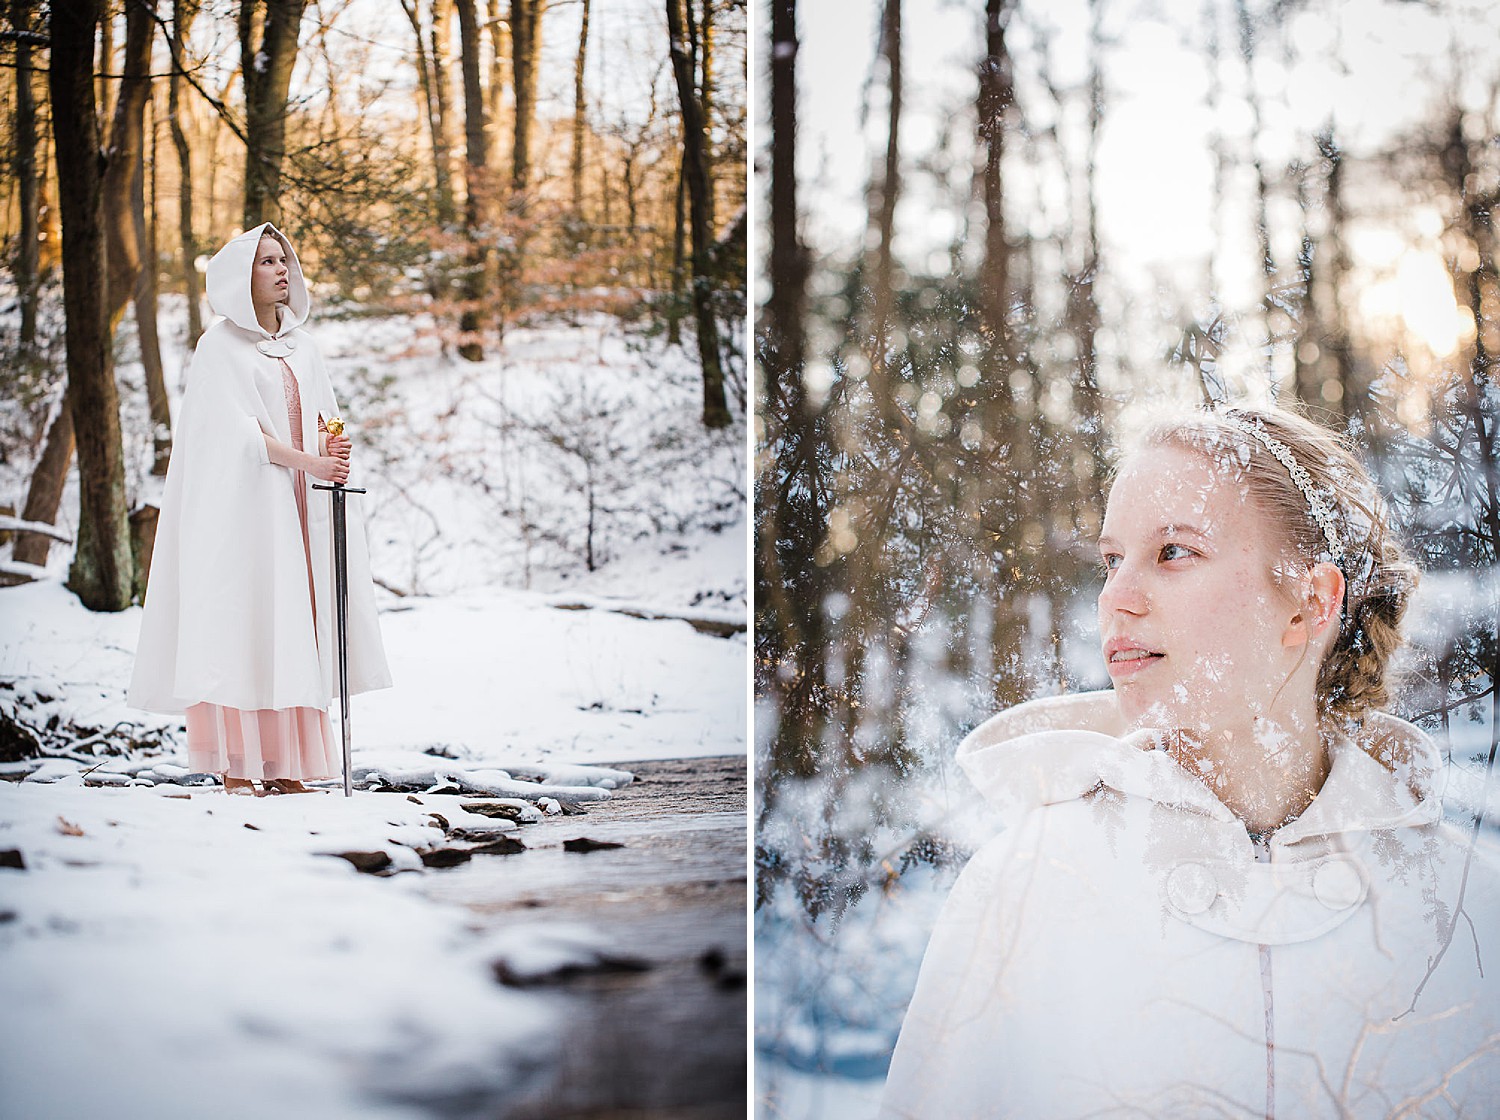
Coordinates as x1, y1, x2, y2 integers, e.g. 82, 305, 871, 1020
0, 0, 747, 608
755, 0, 1500, 1105
0, 5, 749, 1115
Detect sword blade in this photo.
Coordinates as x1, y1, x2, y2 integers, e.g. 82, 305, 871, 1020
314, 481, 365, 798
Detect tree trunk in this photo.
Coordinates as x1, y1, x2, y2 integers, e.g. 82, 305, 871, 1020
486, 0, 508, 182
454, 0, 491, 361
978, 0, 1015, 374
12, 404, 75, 568
759, 0, 823, 782
978, 0, 1027, 707
510, 0, 543, 197
1235, 0, 1277, 385
668, 150, 686, 345
134, 123, 172, 476
1069, 0, 1107, 525
430, 0, 458, 226
12, 0, 41, 350
169, 0, 203, 345
399, 0, 450, 227
240, 0, 308, 228
1324, 131, 1357, 421
866, 0, 900, 424
101, 0, 156, 326
665, 0, 729, 428
571, 0, 591, 217
696, 0, 714, 196
97, 0, 117, 125
52, 0, 135, 610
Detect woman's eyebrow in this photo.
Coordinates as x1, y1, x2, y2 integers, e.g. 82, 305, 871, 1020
1096, 524, 1210, 549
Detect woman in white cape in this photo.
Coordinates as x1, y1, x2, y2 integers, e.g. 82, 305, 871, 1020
880, 407, 1500, 1118
129, 224, 391, 794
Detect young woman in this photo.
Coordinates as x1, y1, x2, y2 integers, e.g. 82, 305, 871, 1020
130, 224, 391, 794
880, 406, 1500, 1118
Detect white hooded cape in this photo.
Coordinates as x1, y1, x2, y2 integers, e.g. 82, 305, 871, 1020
880, 699, 1500, 1118
129, 223, 392, 713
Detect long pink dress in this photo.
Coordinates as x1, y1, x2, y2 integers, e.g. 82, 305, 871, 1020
185, 360, 339, 781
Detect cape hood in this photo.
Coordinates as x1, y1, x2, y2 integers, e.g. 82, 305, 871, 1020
205, 222, 310, 337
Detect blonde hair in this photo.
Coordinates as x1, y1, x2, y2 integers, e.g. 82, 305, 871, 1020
1134, 405, 1418, 724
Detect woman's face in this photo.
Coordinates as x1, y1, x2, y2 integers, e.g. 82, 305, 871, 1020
1097, 443, 1302, 735
250, 236, 290, 313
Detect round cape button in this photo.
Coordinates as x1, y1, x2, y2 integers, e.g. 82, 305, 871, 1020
1166, 862, 1218, 915
1313, 859, 1364, 910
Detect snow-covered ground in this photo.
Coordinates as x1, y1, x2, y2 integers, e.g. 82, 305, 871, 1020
0, 304, 747, 1117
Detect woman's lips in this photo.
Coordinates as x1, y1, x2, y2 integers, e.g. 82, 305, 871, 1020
1105, 645, 1164, 678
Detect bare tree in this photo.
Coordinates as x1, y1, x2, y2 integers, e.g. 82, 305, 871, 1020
97, 0, 171, 478
11, 0, 41, 351
757, 0, 825, 784
454, 0, 492, 360
239, 0, 308, 226
571, 0, 591, 217
510, 0, 545, 197
51, 0, 135, 609
168, 0, 203, 345
1235, 0, 1277, 383
665, 0, 730, 428
486, 0, 508, 174
400, 0, 458, 227
865, 0, 900, 425
431, 0, 459, 225
15, 0, 155, 570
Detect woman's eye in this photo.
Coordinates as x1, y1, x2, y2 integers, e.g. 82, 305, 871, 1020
1160, 543, 1196, 562
1100, 553, 1122, 574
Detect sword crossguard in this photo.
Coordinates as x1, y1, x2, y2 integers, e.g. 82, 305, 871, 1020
312, 483, 367, 494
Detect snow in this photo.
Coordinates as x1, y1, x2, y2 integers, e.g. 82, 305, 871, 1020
0, 307, 747, 1117
0, 782, 563, 1119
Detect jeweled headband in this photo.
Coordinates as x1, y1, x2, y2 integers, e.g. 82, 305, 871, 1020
1219, 413, 1345, 564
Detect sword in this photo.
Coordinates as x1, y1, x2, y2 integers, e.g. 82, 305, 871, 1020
313, 417, 364, 798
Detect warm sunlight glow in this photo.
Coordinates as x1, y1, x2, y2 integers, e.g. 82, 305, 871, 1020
1360, 251, 1473, 358
1396, 253, 1471, 357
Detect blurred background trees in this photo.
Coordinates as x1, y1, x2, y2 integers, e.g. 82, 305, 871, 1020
755, 0, 1500, 1076
0, 0, 747, 605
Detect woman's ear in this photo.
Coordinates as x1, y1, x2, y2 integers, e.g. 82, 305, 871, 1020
1282, 561, 1346, 649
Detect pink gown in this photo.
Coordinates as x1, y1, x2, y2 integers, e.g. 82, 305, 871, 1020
184, 360, 339, 781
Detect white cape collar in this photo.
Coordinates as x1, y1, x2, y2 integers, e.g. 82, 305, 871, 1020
957, 717, 1441, 842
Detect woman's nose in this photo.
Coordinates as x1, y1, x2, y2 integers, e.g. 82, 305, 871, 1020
1098, 562, 1148, 617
